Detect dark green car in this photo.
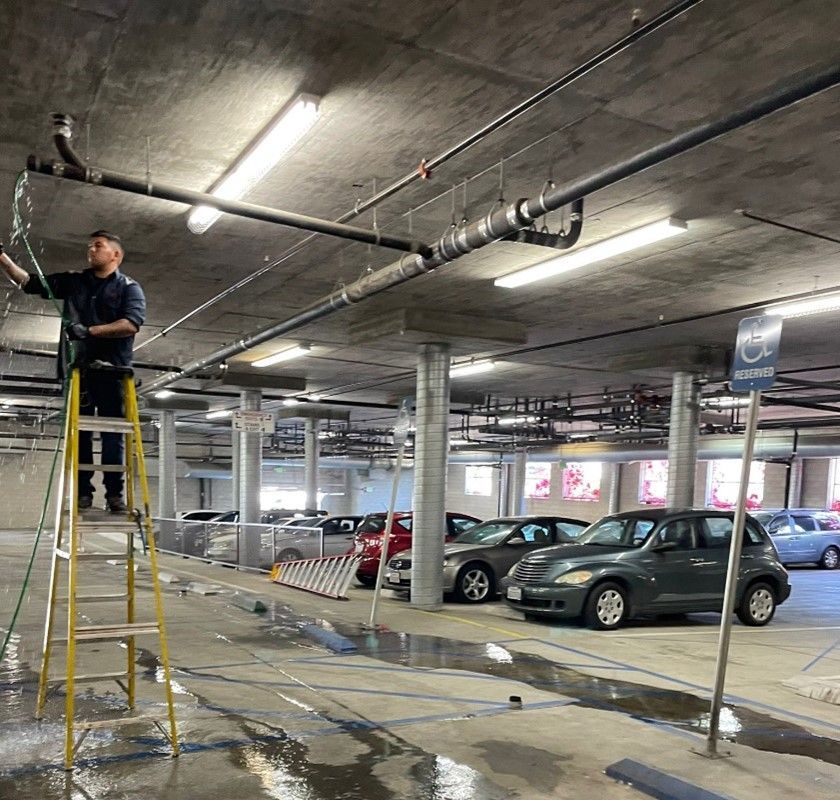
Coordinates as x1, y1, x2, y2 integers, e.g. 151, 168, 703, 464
500, 509, 791, 630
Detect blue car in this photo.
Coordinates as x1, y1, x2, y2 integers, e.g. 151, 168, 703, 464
752, 509, 840, 570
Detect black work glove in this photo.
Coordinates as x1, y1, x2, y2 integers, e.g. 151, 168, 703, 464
65, 322, 90, 340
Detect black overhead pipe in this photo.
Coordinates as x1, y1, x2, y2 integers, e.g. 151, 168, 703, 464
1, 344, 182, 373
506, 197, 583, 249
140, 63, 840, 394
27, 126, 431, 258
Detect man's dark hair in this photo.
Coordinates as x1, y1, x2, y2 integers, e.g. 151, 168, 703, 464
89, 230, 124, 255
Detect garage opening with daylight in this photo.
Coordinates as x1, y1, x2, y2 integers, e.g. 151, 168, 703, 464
1, 1, 839, 798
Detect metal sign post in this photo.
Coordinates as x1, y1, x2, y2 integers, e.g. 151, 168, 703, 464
704, 315, 782, 757
367, 398, 412, 630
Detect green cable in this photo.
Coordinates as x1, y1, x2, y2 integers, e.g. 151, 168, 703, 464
0, 171, 71, 664
0, 384, 68, 664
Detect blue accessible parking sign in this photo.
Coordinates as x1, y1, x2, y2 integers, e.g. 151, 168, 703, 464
731, 315, 783, 392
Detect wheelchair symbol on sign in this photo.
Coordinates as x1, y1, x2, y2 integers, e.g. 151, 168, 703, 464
739, 322, 774, 364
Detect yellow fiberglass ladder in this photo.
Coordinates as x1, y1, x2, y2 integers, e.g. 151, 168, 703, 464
35, 364, 179, 770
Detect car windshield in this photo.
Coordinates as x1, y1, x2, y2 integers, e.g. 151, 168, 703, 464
454, 521, 518, 545
578, 517, 656, 547
751, 512, 773, 526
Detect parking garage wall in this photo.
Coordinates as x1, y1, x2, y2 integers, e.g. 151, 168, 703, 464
444, 459, 822, 523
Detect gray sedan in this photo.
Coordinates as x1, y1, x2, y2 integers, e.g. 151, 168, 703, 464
385, 516, 589, 603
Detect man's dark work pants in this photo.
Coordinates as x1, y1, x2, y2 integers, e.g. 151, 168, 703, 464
78, 371, 125, 500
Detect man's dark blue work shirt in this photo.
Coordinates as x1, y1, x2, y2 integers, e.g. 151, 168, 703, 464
23, 269, 146, 366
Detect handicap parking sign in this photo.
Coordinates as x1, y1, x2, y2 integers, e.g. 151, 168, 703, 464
731, 315, 783, 392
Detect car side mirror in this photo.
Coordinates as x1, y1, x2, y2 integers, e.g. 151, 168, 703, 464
651, 540, 678, 553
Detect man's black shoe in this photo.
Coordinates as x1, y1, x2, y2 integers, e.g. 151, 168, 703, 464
107, 496, 127, 514
78, 496, 93, 510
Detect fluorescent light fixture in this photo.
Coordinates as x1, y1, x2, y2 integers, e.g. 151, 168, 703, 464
188, 93, 321, 234
766, 291, 840, 318
495, 218, 688, 288
282, 398, 300, 407
252, 344, 310, 368
450, 359, 496, 378
449, 438, 470, 446
498, 415, 537, 426
154, 390, 174, 399
206, 409, 232, 420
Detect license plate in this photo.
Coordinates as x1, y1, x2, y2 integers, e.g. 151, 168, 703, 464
388, 571, 401, 584
507, 586, 522, 601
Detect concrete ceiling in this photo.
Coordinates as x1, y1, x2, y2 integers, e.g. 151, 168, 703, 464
1, 0, 839, 443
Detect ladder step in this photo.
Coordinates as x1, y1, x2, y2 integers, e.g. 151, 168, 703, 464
55, 549, 128, 561
77, 464, 127, 473
77, 417, 135, 434
48, 670, 129, 684
75, 522, 139, 533
77, 714, 159, 731
57, 592, 129, 603
73, 622, 160, 642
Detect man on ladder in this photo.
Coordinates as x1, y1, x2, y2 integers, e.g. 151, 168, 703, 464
0, 230, 145, 512
1, 230, 178, 769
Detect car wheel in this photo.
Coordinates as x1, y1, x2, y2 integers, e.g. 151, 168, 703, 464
277, 548, 302, 562
584, 582, 628, 630
820, 546, 840, 570
736, 582, 776, 626
355, 573, 376, 587
454, 563, 494, 604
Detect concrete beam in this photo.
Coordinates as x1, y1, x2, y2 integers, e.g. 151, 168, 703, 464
349, 307, 527, 351
147, 396, 210, 412
218, 371, 307, 391
276, 405, 351, 421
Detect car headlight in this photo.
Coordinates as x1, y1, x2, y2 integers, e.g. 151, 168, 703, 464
554, 570, 593, 585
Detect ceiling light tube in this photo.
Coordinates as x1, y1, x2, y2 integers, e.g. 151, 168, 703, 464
450, 359, 496, 378
495, 218, 688, 289
188, 93, 321, 234
766, 291, 840, 318
154, 390, 174, 399
498, 415, 537, 426
252, 344, 311, 368
206, 409, 232, 420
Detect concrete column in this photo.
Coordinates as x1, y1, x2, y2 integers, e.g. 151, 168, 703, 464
411, 343, 450, 610
508, 449, 527, 516
231, 429, 241, 512
239, 390, 263, 567
304, 417, 319, 512
607, 462, 621, 514
786, 456, 804, 508
158, 410, 177, 548
345, 469, 359, 515
666, 371, 700, 507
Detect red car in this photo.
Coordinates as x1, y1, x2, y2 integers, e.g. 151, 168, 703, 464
351, 511, 482, 585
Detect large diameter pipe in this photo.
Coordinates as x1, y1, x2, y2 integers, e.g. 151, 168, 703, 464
239, 390, 263, 567
137, 64, 840, 395
304, 417, 319, 512
666, 372, 699, 507
25, 158, 430, 258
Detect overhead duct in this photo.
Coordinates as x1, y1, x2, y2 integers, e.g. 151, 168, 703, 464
128, 63, 840, 395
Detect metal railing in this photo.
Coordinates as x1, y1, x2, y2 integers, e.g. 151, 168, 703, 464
152, 519, 350, 570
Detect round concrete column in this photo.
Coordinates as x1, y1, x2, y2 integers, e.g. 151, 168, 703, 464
158, 410, 177, 547
607, 462, 621, 514
239, 390, 263, 567
666, 371, 700, 507
231, 429, 241, 512
411, 343, 450, 610
304, 417, 319, 512
786, 456, 803, 507
508, 449, 527, 516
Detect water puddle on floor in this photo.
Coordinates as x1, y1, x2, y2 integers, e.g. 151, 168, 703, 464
341, 628, 840, 768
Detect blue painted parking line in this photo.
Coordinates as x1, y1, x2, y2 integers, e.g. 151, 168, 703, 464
801, 636, 840, 672
606, 758, 735, 800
